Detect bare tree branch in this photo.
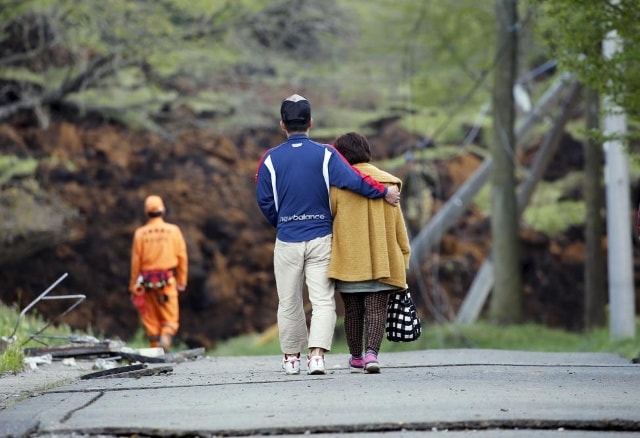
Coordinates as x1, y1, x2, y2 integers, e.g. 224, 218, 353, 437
0, 54, 119, 122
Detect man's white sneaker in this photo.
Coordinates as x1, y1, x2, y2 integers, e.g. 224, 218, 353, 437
307, 355, 325, 375
282, 354, 300, 375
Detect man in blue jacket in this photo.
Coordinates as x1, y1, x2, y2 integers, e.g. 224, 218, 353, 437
255, 94, 400, 375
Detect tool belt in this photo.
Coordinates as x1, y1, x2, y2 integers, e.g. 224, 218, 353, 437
139, 269, 174, 290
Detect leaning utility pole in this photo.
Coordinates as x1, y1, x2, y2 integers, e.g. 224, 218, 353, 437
409, 74, 572, 276
602, 24, 635, 340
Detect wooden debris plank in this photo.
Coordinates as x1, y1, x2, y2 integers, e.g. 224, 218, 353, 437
108, 365, 173, 379
80, 364, 146, 380
80, 364, 173, 380
119, 351, 169, 363
24, 343, 116, 358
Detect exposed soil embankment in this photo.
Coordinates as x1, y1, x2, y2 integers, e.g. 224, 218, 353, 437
1, 110, 638, 348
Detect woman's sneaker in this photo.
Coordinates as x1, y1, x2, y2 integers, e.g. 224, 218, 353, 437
307, 355, 326, 375
364, 353, 380, 374
349, 355, 365, 373
282, 353, 300, 375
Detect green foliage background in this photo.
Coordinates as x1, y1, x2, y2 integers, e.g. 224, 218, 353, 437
0, 0, 502, 139
532, 0, 640, 121
2, 1, 639, 138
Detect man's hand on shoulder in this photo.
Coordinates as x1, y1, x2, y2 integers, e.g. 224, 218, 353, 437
384, 185, 401, 206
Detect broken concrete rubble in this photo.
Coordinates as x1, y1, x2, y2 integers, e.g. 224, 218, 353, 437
22, 336, 204, 380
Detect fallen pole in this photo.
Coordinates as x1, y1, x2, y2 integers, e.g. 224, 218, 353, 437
409, 74, 574, 276
456, 82, 583, 324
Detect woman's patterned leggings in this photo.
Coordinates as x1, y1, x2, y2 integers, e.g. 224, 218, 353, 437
340, 291, 389, 356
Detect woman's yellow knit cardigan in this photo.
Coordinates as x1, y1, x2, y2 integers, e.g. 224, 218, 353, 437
327, 162, 411, 289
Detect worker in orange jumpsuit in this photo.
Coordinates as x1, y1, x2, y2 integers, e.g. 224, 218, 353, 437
129, 195, 188, 351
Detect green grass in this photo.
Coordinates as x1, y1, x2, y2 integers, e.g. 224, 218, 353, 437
0, 303, 92, 374
2, 302, 638, 375
0, 341, 24, 374
0, 302, 193, 374
209, 318, 640, 360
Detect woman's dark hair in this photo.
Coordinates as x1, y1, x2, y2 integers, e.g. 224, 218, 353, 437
333, 132, 371, 165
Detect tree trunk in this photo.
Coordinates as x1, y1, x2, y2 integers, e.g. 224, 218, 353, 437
583, 87, 607, 329
489, 0, 522, 324
457, 82, 582, 324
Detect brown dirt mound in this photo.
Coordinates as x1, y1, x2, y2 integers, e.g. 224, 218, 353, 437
1, 110, 638, 349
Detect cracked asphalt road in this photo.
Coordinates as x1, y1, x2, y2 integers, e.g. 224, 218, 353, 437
1, 349, 639, 437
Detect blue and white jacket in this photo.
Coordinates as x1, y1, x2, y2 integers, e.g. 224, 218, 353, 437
255, 133, 388, 242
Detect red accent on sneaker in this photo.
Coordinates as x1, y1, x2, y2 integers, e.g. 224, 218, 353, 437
307, 355, 326, 375
282, 353, 301, 375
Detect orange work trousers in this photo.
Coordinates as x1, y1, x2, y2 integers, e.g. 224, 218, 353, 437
139, 284, 179, 351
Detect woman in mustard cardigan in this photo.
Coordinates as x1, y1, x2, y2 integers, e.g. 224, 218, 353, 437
328, 132, 411, 373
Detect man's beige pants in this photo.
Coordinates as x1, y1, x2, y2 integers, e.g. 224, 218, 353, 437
274, 235, 336, 355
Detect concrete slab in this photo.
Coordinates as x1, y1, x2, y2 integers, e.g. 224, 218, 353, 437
0, 350, 638, 437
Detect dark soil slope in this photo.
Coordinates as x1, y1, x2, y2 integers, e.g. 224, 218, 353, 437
1, 109, 638, 349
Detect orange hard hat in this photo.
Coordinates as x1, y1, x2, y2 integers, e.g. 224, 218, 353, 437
144, 195, 165, 213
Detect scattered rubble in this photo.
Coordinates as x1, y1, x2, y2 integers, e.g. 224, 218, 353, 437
6, 273, 204, 382
23, 338, 204, 379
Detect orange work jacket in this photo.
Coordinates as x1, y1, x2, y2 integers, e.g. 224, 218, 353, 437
129, 216, 188, 293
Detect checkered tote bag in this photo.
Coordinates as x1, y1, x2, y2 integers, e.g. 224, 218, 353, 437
386, 289, 421, 342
